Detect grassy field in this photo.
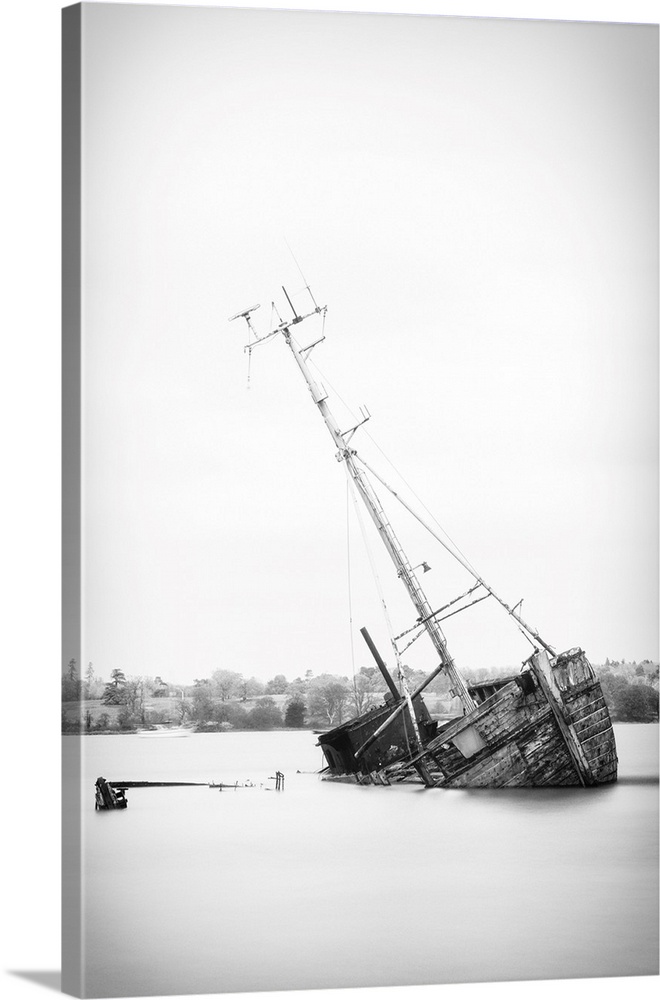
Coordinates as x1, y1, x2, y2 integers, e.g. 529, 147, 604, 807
62, 693, 291, 730
62, 696, 185, 727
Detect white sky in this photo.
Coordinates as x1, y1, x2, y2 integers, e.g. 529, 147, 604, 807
72, 3, 658, 686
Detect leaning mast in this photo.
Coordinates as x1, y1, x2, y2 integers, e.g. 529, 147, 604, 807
232, 289, 475, 713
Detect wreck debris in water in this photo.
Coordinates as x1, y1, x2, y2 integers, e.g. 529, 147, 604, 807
94, 775, 286, 809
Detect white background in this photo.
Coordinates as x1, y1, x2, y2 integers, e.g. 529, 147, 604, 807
1, 3, 657, 1000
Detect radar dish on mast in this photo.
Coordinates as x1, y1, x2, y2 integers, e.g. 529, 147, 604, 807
229, 304, 260, 322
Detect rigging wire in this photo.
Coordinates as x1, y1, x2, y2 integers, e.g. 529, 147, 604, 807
346, 480, 357, 683
284, 239, 319, 309
245, 303, 284, 389
344, 465, 421, 750
395, 581, 484, 641
303, 347, 481, 581
354, 452, 543, 653
305, 354, 364, 426
344, 468, 401, 679
289, 321, 548, 655
361, 429, 482, 580
398, 592, 493, 656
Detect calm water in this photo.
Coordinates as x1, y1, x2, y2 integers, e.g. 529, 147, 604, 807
64, 725, 659, 998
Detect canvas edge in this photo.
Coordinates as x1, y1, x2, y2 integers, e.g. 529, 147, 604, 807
62, 3, 83, 997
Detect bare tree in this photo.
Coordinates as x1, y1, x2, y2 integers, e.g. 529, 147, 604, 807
173, 697, 190, 724
351, 671, 378, 716
307, 675, 351, 726
124, 678, 146, 723
211, 669, 242, 702
238, 676, 265, 701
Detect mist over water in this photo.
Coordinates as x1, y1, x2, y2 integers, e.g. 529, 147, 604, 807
65, 725, 658, 998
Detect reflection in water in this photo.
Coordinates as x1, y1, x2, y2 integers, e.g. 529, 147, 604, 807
65, 725, 658, 998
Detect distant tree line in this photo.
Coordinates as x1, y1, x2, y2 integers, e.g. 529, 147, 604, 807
595, 660, 659, 723
61, 655, 659, 733
61, 659, 459, 734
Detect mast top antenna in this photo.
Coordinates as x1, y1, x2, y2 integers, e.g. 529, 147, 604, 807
229, 304, 260, 323
282, 286, 301, 322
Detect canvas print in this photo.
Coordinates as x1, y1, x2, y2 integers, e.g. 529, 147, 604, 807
62, 3, 659, 998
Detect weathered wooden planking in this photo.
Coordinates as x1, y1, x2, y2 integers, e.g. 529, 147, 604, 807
318, 648, 617, 789
391, 670, 610, 787
561, 682, 617, 783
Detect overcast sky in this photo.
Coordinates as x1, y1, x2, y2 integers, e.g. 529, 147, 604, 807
74, 3, 658, 686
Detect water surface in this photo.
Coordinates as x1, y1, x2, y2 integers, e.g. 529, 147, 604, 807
64, 725, 659, 997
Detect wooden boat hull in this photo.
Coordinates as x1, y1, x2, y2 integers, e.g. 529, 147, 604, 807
318, 649, 617, 788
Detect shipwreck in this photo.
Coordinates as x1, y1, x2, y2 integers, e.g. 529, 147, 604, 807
231, 282, 617, 789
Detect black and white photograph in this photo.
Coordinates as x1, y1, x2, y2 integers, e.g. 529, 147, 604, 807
2, 2, 658, 1000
